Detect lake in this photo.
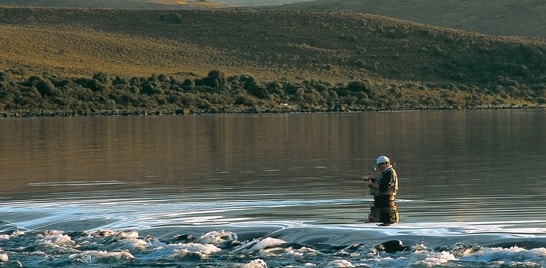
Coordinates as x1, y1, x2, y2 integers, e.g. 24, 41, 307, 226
0, 110, 545, 267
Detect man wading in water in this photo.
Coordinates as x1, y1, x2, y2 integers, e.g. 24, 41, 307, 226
364, 156, 399, 225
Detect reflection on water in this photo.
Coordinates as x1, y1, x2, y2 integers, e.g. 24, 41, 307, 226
367, 203, 399, 225
0, 110, 545, 225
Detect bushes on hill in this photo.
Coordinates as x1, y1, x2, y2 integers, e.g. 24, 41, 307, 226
0, 69, 543, 117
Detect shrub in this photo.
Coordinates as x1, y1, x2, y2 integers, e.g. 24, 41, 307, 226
234, 94, 257, 106
35, 79, 60, 97
141, 81, 162, 95
162, 13, 183, 24
182, 79, 195, 90
0, 72, 11, 82
93, 72, 111, 85
246, 81, 268, 99
75, 78, 102, 91
347, 80, 375, 98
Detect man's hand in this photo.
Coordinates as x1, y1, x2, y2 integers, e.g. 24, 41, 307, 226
366, 179, 379, 189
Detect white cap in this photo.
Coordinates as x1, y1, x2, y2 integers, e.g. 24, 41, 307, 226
374, 156, 390, 169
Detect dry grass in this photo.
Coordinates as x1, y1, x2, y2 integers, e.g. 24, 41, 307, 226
0, 6, 545, 86
271, 0, 546, 38
0, 0, 197, 9
1, 7, 374, 81
0, 24, 228, 78
2, 0, 545, 36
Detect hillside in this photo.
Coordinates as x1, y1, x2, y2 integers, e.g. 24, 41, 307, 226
0, 0, 219, 9
0, 7, 545, 115
271, 0, 546, 38
2, 7, 545, 82
2, 0, 545, 38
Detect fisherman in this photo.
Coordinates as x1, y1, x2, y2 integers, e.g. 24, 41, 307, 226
364, 156, 398, 208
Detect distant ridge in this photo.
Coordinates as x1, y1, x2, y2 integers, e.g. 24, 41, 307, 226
0, 0, 216, 9
270, 0, 546, 38
2, 0, 544, 37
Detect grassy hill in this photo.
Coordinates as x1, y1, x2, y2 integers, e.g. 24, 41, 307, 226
2, 7, 545, 82
270, 0, 546, 38
0, 6, 545, 115
0, 0, 220, 9
2, 0, 545, 37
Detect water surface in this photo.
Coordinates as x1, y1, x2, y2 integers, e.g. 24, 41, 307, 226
0, 110, 545, 267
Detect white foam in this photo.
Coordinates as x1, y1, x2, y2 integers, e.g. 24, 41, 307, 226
242, 259, 268, 268
69, 250, 134, 263
36, 231, 75, 249
198, 230, 238, 245
172, 242, 222, 255
249, 237, 286, 251
113, 230, 139, 240
285, 246, 320, 257
326, 259, 354, 267
460, 246, 546, 264
418, 251, 457, 266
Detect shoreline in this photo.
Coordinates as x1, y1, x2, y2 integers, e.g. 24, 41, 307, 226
1, 105, 542, 118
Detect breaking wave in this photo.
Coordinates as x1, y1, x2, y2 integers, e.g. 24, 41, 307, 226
2, 196, 546, 267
